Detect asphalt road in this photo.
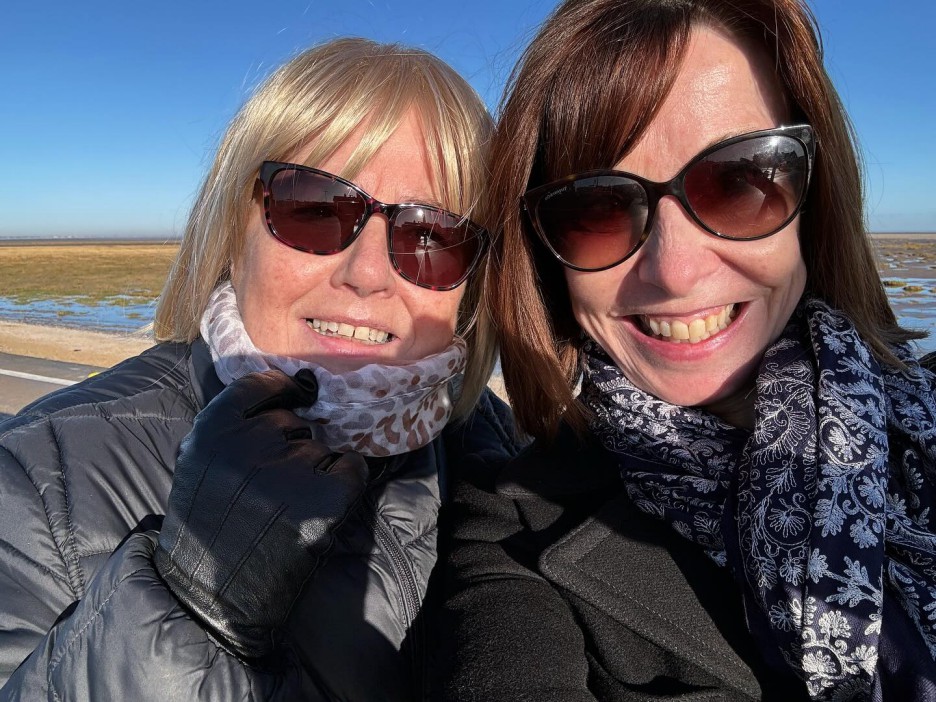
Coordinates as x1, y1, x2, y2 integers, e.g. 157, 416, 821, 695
0, 352, 104, 420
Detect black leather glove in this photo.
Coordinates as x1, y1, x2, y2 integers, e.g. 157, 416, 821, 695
154, 369, 368, 661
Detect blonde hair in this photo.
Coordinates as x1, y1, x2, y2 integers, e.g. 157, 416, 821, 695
155, 37, 495, 418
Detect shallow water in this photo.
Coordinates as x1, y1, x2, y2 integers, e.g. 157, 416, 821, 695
0, 280, 932, 352
0, 295, 155, 333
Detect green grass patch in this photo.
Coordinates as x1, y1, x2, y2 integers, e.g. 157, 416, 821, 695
0, 243, 177, 303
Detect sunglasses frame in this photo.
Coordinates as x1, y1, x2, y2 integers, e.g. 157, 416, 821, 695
522, 124, 816, 272
257, 161, 488, 291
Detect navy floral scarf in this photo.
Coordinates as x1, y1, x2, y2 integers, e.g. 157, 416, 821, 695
581, 298, 936, 699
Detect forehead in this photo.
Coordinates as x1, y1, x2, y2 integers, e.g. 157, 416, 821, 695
288, 110, 442, 204
681, 24, 787, 117
618, 23, 789, 174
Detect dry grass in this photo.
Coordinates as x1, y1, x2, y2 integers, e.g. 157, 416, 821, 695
0, 242, 178, 303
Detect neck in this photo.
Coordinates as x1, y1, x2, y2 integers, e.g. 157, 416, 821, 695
700, 385, 756, 430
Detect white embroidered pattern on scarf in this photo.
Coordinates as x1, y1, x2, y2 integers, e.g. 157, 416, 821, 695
200, 282, 466, 457
581, 297, 936, 699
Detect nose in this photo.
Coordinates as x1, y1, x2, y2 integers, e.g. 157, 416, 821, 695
633, 196, 721, 296
331, 215, 396, 297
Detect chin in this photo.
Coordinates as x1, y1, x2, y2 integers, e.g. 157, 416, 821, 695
632, 355, 760, 410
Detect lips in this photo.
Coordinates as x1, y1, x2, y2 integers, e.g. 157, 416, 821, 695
307, 318, 394, 345
637, 303, 738, 343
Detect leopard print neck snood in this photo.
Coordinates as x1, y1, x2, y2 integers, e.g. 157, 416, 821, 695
200, 282, 466, 457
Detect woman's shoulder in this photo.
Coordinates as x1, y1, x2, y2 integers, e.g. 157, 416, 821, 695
0, 341, 208, 594
921, 350, 936, 373
447, 421, 621, 542
444, 388, 530, 461
0, 340, 206, 533
496, 423, 620, 499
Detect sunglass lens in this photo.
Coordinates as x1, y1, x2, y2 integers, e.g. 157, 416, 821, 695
532, 175, 647, 269
268, 169, 366, 252
685, 135, 808, 238
391, 208, 482, 289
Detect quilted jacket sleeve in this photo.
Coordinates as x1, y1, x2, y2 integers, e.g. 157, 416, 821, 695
0, 437, 309, 700
0, 444, 77, 686
0, 354, 322, 700
0, 527, 311, 701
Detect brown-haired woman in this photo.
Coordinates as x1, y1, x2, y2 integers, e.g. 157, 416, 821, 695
437, 0, 936, 699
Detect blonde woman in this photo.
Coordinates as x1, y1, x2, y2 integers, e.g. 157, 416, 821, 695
0, 38, 517, 700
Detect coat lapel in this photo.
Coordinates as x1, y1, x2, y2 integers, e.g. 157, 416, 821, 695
539, 491, 762, 698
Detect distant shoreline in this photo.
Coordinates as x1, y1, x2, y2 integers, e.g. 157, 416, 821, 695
0, 237, 181, 247
870, 232, 936, 240
0, 233, 933, 246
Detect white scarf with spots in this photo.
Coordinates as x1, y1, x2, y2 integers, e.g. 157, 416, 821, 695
200, 281, 466, 456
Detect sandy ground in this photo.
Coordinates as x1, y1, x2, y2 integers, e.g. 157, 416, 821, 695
0, 320, 154, 369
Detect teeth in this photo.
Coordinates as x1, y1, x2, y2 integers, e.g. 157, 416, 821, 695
307, 319, 391, 344
640, 304, 737, 344
670, 321, 690, 340
688, 319, 707, 344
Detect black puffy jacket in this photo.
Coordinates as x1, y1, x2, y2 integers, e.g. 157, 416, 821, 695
0, 340, 521, 700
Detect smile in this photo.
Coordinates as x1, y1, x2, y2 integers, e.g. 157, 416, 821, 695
307, 318, 394, 345
637, 303, 738, 344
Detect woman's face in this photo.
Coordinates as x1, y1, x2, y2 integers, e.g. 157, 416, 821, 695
565, 24, 807, 423
232, 110, 465, 373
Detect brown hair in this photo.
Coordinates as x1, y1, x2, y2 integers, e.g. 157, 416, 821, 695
154, 37, 495, 419
488, 0, 921, 440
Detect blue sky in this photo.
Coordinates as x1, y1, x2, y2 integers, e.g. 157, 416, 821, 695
1, 0, 933, 238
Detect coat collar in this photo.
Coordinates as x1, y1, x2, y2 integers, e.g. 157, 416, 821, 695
190, 336, 225, 409
540, 488, 762, 697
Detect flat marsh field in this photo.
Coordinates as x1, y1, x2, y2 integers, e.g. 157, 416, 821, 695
2, 236, 932, 303
0, 240, 178, 302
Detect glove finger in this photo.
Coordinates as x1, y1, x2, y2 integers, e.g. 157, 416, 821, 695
284, 426, 313, 441
301, 449, 368, 493
241, 369, 319, 418
201, 370, 318, 424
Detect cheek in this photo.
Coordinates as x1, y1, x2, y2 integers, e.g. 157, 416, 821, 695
564, 267, 619, 325
774, 255, 807, 326
408, 287, 463, 354
229, 251, 279, 350
230, 228, 318, 347
764, 226, 807, 304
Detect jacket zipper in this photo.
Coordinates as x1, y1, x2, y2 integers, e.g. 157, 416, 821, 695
370, 508, 425, 692
367, 457, 421, 628
372, 512, 420, 624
